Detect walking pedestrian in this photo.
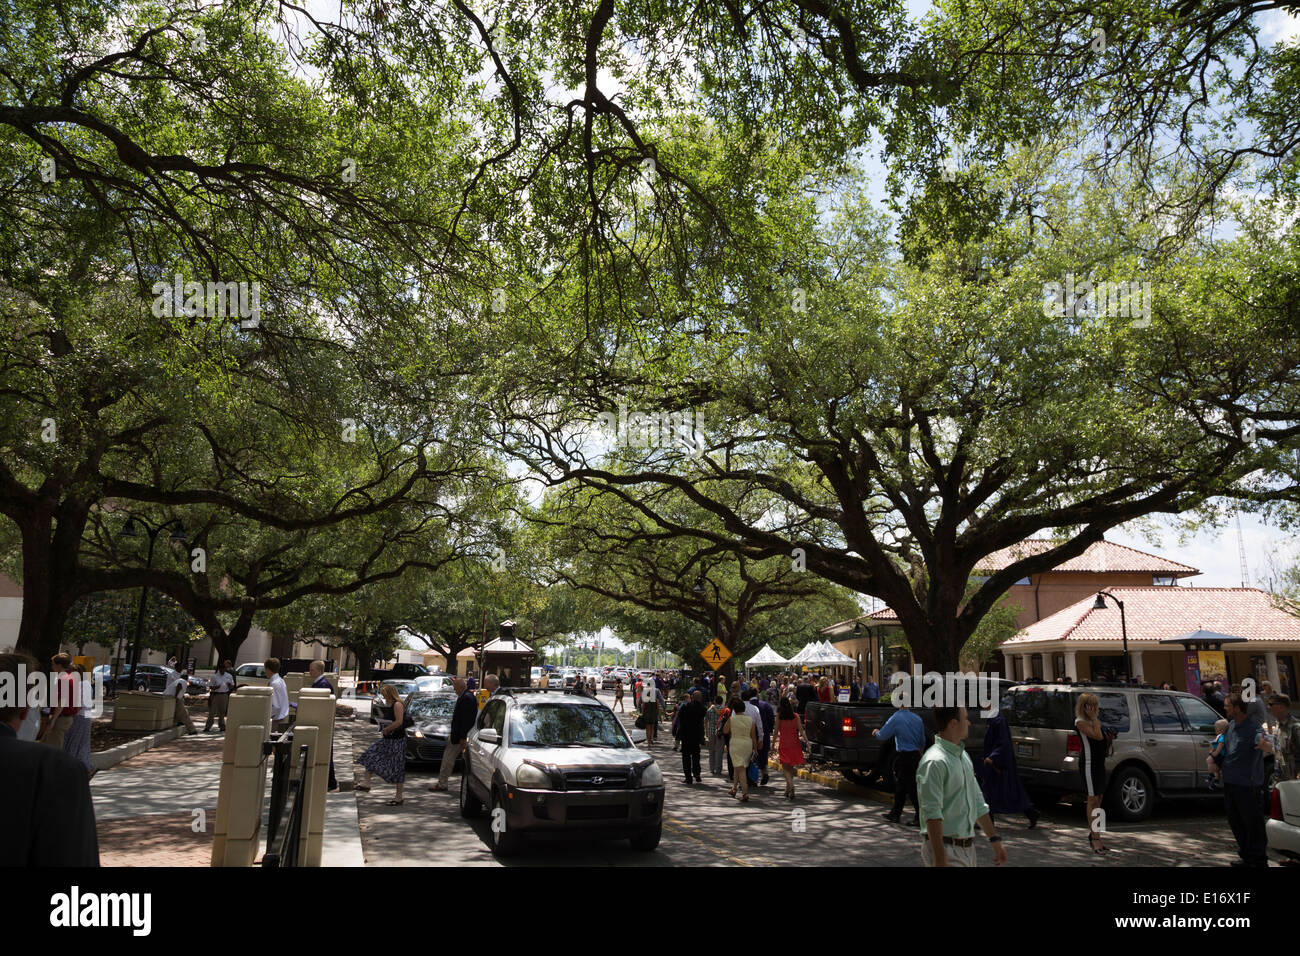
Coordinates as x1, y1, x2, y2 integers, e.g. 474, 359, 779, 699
976, 710, 1038, 828
794, 676, 816, 715
614, 679, 625, 712
1075, 692, 1114, 853
356, 684, 408, 805
817, 677, 833, 703
62, 665, 95, 777
266, 658, 290, 733
774, 697, 807, 800
917, 706, 1007, 867
874, 702, 924, 826
863, 675, 880, 702
205, 660, 234, 732
641, 677, 661, 745
1271, 694, 1300, 781
431, 678, 477, 792
721, 696, 758, 802
677, 690, 706, 784
1212, 692, 1273, 867
706, 695, 724, 776
38, 653, 78, 749
172, 668, 196, 735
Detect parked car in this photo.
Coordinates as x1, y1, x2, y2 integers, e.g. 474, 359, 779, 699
1267, 778, 1300, 864
231, 662, 270, 688
530, 666, 544, 687
414, 674, 455, 694
369, 680, 420, 725
369, 662, 432, 681
601, 671, 622, 689
1003, 682, 1226, 822
125, 664, 181, 694
403, 691, 462, 767
459, 688, 664, 856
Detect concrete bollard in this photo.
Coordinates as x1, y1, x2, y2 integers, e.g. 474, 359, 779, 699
211, 686, 272, 867
292, 687, 336, 866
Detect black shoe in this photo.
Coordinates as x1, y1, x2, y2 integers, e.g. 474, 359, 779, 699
907, 816, 920, 828
1026, 808, 1039, 829
882, 813, 902, 823
695, 777, 702, 784
684, 777, 693, 785
760, 775, 769, 785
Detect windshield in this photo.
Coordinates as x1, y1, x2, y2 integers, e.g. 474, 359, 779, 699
509, 704, 631, 748
381, 681, 417, 697
407, 696, 456, 721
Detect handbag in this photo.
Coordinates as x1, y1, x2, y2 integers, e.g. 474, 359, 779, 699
746, 757, 759, 785
634, 714, 647, 729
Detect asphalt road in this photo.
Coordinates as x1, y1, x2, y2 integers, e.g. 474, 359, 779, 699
349, 688, 1243, 867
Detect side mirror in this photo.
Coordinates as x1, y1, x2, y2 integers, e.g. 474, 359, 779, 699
479, 728, 501, 745
630, 728, 647, 744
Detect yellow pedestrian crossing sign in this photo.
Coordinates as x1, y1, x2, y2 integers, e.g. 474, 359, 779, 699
701, 638, 732, 670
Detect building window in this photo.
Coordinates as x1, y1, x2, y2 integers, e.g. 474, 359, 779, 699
1152, 575, 1175, 586
1053, 653, 1066, 680
1031, 654, 1043, 680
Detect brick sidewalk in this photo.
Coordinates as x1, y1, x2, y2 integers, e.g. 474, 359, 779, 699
95, 732, 226, 865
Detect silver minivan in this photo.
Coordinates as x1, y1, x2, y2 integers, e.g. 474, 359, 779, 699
1003, 683, 1223, 822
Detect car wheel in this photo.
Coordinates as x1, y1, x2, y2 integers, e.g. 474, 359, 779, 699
459, 767, 483, 818
489, 787, 523, 856
629, 822, 662, 852
1107, 765, 1154, 823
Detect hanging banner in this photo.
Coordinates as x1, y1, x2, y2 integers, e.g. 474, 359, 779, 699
1183, 653, 1202, 697
1198, 650, 1228, 686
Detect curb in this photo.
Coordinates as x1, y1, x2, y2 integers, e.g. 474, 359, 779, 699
767, 757, 892, 803
321, 723, 365, 866
92, 725, 185, 771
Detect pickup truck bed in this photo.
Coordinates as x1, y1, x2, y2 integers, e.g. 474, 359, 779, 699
805, 680, 1013, 787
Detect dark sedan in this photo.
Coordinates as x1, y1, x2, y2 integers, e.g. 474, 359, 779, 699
403, 691, 461, 767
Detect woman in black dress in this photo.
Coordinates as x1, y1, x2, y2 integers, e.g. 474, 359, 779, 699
357, 684, 408, 805
1075, 693, 1113, 853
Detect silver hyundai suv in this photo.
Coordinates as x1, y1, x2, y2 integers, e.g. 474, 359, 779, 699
1004, 683, 1223, 822
459, 688, 665, 856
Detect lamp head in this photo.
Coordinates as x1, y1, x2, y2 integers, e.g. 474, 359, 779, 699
1092, 593, 1108, 610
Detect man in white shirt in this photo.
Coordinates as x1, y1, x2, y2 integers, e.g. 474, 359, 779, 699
204, 660, 235, 733
267, 658, 290, 733
641, 679, 660, 745
172, 671, 196, 735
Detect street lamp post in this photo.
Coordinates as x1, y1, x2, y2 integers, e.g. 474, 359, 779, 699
1092, 591, 1130, 683
119, 516, 187, 685
693, 574, 725, 681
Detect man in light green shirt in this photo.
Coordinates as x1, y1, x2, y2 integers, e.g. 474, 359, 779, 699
916, 705, 1008, 867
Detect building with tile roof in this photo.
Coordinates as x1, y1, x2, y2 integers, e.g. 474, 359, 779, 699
819, 537, 1217, 685
999, 586, 1300, 697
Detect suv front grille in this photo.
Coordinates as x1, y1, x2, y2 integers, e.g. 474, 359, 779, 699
564, 771, 631, 790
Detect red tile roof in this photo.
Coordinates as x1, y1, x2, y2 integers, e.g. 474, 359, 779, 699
1003, 587, 1300, 646
818, 607, 900, 635
977, 539, 1198, 576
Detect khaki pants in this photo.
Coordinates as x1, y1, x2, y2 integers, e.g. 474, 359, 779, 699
42, 714, 75, 749
205, 693, 229, 730
437, 740, 465, 787
921, 835, 978, 867
174, 698, 196, 734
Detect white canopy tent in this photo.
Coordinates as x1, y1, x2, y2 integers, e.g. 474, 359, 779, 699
744, 644, 789, 668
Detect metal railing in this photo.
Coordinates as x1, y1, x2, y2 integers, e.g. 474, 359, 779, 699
262, 735, 310, 867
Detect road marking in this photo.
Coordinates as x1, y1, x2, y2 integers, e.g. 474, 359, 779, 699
663, 816, 780, 866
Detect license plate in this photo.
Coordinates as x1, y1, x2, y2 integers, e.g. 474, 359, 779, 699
1016, 744, 1032, 757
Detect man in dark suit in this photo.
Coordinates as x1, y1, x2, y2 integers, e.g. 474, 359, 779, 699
0, 652, 99, 865
676, 690, 707, 784
794, 676, 817, 715
431, 678, 479, 793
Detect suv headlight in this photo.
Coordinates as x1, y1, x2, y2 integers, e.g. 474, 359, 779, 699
639, 762, 663, 787
516, 763, 550, 789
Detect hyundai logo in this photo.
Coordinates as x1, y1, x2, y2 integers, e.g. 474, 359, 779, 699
590, 776, 604, 785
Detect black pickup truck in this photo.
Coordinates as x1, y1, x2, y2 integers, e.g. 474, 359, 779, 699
804, 679, 1014, 788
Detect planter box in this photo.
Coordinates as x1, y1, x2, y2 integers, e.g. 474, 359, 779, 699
112, 690, 175, 731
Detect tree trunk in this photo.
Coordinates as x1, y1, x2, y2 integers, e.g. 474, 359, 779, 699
13, 511, 78, 663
